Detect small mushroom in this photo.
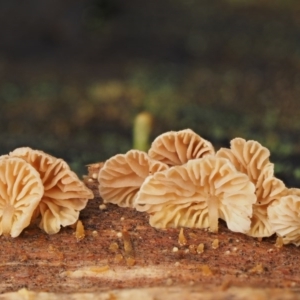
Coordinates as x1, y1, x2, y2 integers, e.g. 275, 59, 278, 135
268, 188, 300, 246
135, 156, 256, 233
148, 129, 215, 166
99, 149, 168, 208
216, 138, 270, 182
216, 138, 286, 237
9, 147, 94, 234
255, 163, 287, 206
249, 204, 273, 238
0, 157, 44, 237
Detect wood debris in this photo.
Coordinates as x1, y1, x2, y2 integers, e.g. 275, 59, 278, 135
212, 239, 219, 249
197, 243, 204, 254
75, 220, 85, 241
122, 229, 135, 266
249, 263, 264, 274
178, 228, 187, 246
199, 265, 213, 276
275, 236, 284, 248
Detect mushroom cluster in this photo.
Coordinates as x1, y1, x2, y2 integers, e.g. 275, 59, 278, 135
99, 149, 168, 208
216, 138, 287, 238
0, 147, 94, 237
98, 128, 300, 246
135, 156, 256, 233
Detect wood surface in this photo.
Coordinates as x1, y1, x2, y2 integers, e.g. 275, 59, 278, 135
0, 163, 300, 299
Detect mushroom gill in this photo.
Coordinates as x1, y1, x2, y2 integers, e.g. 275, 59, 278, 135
99, 149, 168, 208
148, 129, 215, 166
216, 138, 286, 237
0, 157, 44, 237
135, 156, 256, 233
216, 138, 270, 182
9, 147, 94, 234
268, 188, 300, 246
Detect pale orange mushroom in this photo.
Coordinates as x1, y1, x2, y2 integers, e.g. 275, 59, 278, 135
99, 149, 168, 208
9, 147, 94, 234
0, 157, 44, 237
216, 138, 270, 181
135, 156, 256, 233
148, 129, 215, 166
268, 188, 300, 246
216, 138, 286, 237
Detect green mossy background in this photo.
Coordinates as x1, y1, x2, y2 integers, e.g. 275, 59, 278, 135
1, 0, 300, 185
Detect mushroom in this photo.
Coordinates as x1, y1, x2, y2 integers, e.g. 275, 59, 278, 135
268, 188, 300, 246
135, 156, 256, 233
216, 138, 270, 182
255, 163, 287, 206
148, 129, 215, 166
9, 147, 94, 234
98, 149, 168, 208
216, 138, 286, 237
0, 157, 44, 237
250, 205, 274, 238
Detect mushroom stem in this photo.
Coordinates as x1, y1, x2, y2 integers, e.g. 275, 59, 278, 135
133, 112, 153, 152
2, 205, 14, 235
207, 195, 219, 233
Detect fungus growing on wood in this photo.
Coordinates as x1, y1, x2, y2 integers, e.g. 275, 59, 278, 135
216, 138, 286, 238
9, 147, 94, 234
148, 129, 215, 166
249, 204, 273, 238
98, 149, 168, 208
0, 157, 44, 237
75, 220, 85, 241
216, 138, 270, 182
135, 156, 256, 233
268, 188, 300, 246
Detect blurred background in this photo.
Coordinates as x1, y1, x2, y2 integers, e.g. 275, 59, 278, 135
0, 0, 300, 186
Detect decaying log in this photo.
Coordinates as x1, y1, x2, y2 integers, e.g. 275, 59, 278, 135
0, 163, 299, 299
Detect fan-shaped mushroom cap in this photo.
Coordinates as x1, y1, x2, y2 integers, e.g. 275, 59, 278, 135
135, 156, 256, 233
9, 147, 94, 234
248, 204, 274, 238
0, 157, 44, 237
148, 129, 215, 166
216, 138, 286, 237
268, 189, 300, 246
255, 163, 287, 206
99, 149, 168, 208
216, 138, 270, 182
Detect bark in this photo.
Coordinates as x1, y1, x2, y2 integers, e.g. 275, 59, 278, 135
0, 163, 299, 299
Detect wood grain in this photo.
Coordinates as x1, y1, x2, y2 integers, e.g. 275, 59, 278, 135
0, 163, 299, 299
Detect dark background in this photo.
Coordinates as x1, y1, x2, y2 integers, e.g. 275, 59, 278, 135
1, 0, 300, 186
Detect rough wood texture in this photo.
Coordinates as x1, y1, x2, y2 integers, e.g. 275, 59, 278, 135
0, 163, 300, 299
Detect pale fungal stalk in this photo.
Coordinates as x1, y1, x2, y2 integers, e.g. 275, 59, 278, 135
135, 156, 255, 233
2, 205, 15, 235
207, 195, 219, 233
0, 157, 44, 237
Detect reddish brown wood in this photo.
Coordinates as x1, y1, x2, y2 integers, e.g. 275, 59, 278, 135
0, 164, 299, 298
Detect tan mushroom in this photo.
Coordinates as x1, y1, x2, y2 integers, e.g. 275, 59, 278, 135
216, 138, 286, 237
148, 129, 215, 166
0, 157, 44, 237
135, 156, 256, 233
9, 147, 94, 234
216, 138, 270, 181
255, 163, 287, 206
99, 149, 168, 208
246, 163, 286, 238
268, 188, 300, 246
250, 204, 273, 238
